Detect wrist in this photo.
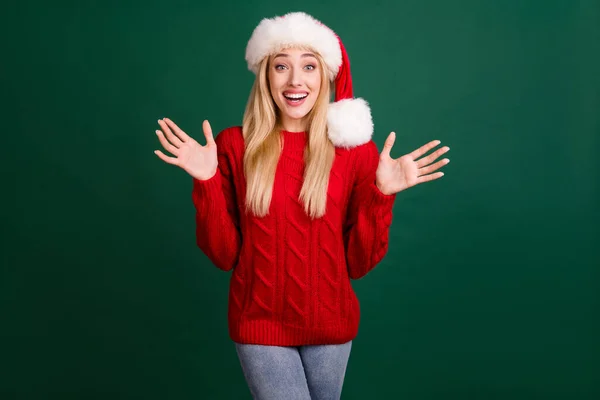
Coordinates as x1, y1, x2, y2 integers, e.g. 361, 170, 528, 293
194, 168, 218, 181
375, 181, 395, 196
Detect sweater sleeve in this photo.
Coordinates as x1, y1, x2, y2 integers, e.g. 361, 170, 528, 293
343, 140, 397, 280
191, 128, 242, 272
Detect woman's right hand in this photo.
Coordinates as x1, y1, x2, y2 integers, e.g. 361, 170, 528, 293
154, 118, 218, 180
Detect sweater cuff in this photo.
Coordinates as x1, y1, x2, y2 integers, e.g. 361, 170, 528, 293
366, 180, 397, 211
193, 170, 223, 200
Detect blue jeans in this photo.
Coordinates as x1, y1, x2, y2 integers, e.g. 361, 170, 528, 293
234, 341, 353, 400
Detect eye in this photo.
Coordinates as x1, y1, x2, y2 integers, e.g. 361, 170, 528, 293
305, 65, 316, 70
275, 64, 287, 71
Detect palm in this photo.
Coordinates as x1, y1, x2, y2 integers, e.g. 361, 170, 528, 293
376, 132, 450, 195
177, 139, 217, 178
376, 155, 419, 192
154, 118, 218, 180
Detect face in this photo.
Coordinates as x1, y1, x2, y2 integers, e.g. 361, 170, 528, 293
268, 48, 322, 131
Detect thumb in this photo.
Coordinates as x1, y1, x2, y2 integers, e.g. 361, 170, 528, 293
381, 131, 395, 159
203, 120, 215, 146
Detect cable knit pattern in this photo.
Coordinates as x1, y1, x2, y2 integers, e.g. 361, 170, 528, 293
192, 126, 396, 346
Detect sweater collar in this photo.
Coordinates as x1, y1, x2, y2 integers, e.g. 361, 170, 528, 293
280, 130, 307, 150
281, 128, 371, 150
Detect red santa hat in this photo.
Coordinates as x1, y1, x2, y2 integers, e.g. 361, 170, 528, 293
245, 11, 373, 148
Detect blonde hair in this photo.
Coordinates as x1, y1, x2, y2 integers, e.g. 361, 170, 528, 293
242, 47, 335, 219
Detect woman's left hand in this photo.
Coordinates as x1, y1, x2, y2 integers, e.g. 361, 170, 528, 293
375, 132, 450, 195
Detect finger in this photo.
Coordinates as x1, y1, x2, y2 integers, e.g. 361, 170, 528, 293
409, 140, 441, 160
203, 120, 215, 146
163, 118, 190, 142
417, 171, 444, 184
418, 158, 449, 175
154, 150, 179, 165
155, 130, 180, 156
416, 145, 450, 168
380, 132, 395, 159
158, 119, 183, 147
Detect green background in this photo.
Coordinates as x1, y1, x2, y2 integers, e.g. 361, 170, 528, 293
2, 0, 598, 398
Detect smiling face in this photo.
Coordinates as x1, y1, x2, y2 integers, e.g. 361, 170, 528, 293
268, 48, 322, 132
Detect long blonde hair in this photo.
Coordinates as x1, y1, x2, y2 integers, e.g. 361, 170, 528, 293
242, 47, 335, 219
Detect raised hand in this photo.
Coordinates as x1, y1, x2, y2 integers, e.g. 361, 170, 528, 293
154, 118, 218, 180
376, 132, 450, 195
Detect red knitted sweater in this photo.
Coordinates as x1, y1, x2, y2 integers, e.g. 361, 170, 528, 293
192, 126, 396, 346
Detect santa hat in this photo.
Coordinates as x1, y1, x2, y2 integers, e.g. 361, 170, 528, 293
245, 11, 373, 148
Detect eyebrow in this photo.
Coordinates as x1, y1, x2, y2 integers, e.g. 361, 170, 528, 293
273, 53, 317, 59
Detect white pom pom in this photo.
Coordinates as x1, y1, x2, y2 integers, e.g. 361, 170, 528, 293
327, 98, 373, 148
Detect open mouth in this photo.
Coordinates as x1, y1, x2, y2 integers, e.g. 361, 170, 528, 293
283, 93, 308, 103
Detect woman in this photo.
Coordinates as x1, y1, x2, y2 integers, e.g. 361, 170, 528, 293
154, 11, 450, 400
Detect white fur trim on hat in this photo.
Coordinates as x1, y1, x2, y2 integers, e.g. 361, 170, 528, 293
327, 98, 373, 148
245, 12, 342, 81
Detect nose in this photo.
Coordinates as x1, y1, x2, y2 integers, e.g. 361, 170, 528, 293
289, 67, 302, 86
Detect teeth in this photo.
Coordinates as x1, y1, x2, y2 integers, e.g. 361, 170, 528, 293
284, 93, 307, 99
